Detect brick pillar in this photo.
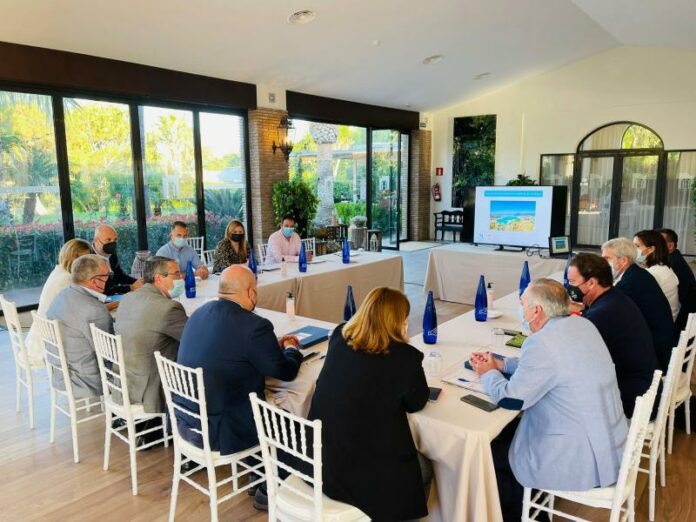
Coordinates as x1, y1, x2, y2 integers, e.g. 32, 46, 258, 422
409, 130, 432, 240
248, 108, 288, 250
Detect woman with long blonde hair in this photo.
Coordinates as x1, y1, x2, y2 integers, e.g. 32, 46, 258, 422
212, 219, 250, 272
307, 286, 430, 521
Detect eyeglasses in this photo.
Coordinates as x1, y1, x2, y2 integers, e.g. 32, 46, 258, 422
91, 274, 110, 282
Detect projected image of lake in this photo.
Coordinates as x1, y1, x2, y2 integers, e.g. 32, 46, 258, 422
489, 200, 536, 232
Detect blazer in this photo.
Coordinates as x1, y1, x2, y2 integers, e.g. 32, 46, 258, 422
616, 263, 676, 371
308, 325, 430, 522
583, 288, 656, 417
669, 249, 696, 330
46, 284, 114, 398
175, 299, 303, 455
90, 246, 136, 296
114, 284, 188, 413
482, 315, 628, 492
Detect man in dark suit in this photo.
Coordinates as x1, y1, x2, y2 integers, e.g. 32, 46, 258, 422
92, 224, 143, 296
602, 237, 676, 371
568, 253, 656, 417
660, 228, 696, 332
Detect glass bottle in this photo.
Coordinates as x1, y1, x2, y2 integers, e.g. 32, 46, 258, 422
422, 290, 438, 344
185, 260, 196, 298
475, 275, 488, 322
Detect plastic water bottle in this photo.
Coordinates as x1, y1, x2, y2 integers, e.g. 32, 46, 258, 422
299, 242, 307, 273
343, 285, 356, 321
563, 253, 572, 289
475, 275, 488, 322
422, 290, 438, 344
184, 260, 196, 298
280, 257, 287, 277
342, 238, 350, 264
248, 249, 258, 280
519, 260, 531, 297
486, 282, 494, 310
286, 293, 295, 321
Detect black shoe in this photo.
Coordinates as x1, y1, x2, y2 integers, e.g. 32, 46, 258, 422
111, 418, 126, 429
180, 460, 197, 474
136, 433, 165, 451
253, 485, 268, 511
247, 473, 263, 496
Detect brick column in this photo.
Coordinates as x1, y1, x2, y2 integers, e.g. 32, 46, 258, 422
248, 108, 289, 250
409, 130, 432, 240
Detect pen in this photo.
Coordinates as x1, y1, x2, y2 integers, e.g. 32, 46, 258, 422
457, 377, 469, 383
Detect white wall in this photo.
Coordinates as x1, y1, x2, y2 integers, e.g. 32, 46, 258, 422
430, 46, 696, 227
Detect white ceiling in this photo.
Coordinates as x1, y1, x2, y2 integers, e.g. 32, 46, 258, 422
0, 1, 694, 111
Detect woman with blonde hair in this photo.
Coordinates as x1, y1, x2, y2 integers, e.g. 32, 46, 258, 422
25, 238, 91, 362
212, 219, 250, 272
307, 286, 430, 521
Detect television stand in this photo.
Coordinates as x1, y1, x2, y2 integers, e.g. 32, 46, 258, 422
495, 245, 525, 252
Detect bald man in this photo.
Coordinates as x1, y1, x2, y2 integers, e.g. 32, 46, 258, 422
92, 224, 143, 296
175, 265, 303, 456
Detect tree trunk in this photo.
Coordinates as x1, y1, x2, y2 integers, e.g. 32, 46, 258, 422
22, 193, 37, 223
315, 142, 334, 226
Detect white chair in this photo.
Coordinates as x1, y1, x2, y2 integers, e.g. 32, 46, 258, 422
31, 312, 103, 463
91, 324, 170, 495
639, 340, 687, 520
155, 352, 263, 522
249, 392, 369, 522
0, 294, 45, 429
667, 312, 696, 454
302, 237, 316, 256
258, 243, 269, 266
185, 236, 204, 259
202, 249, 215, 270
522, 370, 662, 522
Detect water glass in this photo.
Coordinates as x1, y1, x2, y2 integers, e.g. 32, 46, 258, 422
489, 327, 506, 350
423, 351, 443, 379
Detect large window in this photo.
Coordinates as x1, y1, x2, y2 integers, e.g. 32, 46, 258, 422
0, 91, 63, 306
664, 151, 696, 255
540, 154, 573, 236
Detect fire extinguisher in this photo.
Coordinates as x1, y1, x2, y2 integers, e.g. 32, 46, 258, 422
432, 183, 441, 201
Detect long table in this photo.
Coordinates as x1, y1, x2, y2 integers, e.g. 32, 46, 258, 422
178, 251, 404, 323
423, 243, 567, 304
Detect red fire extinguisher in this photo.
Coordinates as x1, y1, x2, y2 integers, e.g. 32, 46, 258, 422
432, 183, 441, 201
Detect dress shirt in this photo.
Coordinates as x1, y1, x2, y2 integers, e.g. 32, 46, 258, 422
647, 264, 680, 321
156, 241, 202, 271
266, 229, 302, 263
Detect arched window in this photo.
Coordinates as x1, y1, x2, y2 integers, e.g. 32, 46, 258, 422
578, 122, 663, 152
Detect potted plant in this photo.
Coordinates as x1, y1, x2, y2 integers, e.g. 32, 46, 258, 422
271, 177, 319, 238
349, 215, 368, 249
506, 173, 538, 186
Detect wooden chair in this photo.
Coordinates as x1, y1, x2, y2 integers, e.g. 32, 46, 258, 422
433, 210, 464, 241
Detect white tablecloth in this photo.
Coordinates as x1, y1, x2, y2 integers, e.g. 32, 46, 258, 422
423, 244, 567, 304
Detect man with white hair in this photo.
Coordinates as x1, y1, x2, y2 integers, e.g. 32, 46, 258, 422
46, 254, 114, 398
602, 237, 675, 371
92, 223, 143, 295
470, 279, 627, 521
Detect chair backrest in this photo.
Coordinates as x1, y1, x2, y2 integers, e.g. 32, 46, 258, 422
249, 392, 323, 521
610, 370, 662, 520
679, 312, 696, 389
31, 312, 75, 400
90, 323, 131, 413
155, 352, 212, 457
433, 212, 444, 226
202, 249, 215, 269
184, 236, 204, 258
302, 237, 316, 255
651, 339, 687, 452
258, 243, 269, 265
0, 294, 30, 368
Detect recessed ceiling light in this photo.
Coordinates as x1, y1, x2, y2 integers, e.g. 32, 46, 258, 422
371, 39, 382, 47
288, 10, 316, 24
474, 72, 491, 80
422, 54, 444, 65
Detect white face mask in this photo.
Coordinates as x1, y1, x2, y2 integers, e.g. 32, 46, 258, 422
517, 303, 530, 330
173, 237, 187, 248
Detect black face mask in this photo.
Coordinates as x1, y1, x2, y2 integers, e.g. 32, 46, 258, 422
102, 241, 117, 255
230, 234, 244, 243
567, 285, 584, 303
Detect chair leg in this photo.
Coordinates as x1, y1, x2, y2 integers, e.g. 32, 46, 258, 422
49, 388, 57, 444
668, 404, 676, 454
70, 402, 80, 464
548, 493, 555, 521
231, 461, 239, 491
686, 393, 692, 436
659, 438, 666, 488
169, 452, 181, 522
162, 415, 169, 448
207, 466, 218, 522
15, 372, 21, 413
27, 370, 35, 430
103, 412, 112, 471
127, 419, 139, 495
649, 452, 656, 521
522, 487, 532, 522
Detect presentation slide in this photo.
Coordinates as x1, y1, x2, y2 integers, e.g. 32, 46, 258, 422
473, 187, 554, 247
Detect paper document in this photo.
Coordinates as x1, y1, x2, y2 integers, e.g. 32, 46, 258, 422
441, 367, 486, 394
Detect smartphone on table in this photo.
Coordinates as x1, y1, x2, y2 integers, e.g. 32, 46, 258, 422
460, 394, 498, 412
428, 387, 443, 402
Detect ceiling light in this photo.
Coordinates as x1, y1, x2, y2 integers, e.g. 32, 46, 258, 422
422, 54, 444, 65
372, 39, 382, 47
474, 72, 491, 80
288, 10, 316, 24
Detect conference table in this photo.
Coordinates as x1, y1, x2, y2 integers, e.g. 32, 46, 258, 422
423, 243, 567, 304
178, 251, 403, 323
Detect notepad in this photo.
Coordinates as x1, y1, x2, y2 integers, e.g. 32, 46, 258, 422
285, 325, 331, 349
505, 334, 527, 348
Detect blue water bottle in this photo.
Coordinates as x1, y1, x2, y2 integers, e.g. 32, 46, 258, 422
248, 249, 258, 279
475, 275, 488, 322
184, 260, 196, 298
563, 253, 572, 289
343, 285, 356, 321
519, 260, 531, 297
342, 238, 350, 264
422, 290, 438, 344
299, 242, 307, 273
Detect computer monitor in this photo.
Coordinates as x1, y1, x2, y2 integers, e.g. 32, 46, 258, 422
549, 235, 570, 257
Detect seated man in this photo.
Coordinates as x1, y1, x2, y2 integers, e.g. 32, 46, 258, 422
46, 254, 114, 398
568, 253, 656, 417
602, 237, 676, 371
660, 228, 696, 332
470, 279, 627, 522
92, 223, 143, 296
265, 215, 313, 264
115, 256, 187, 414
156, 221, 209, 279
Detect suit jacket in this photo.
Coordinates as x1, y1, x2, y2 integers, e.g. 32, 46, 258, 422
583, 288, 656, 417
616, 263, 676, 371
90, 247, 135, 296
670, 249, 696, 331
308, 325, 429, 522
46, 284, 113, 398
482, 315, 628, 491
175, 299, 303, 455
114, 284, 187, 413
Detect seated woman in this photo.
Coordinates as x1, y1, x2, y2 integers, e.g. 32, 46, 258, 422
212, 219, 250, 272
25, 238, 91, 363
634, 229, 681, 321
308, 287, 431, 521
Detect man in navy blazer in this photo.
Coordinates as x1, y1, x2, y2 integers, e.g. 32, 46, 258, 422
602, 237, 676, 371
568, 253, 656, 417
175, 265, 303, 457
660, 228, 696, 331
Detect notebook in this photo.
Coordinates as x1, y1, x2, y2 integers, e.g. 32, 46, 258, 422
284, 325, 331, 349
505, 333, 527, 348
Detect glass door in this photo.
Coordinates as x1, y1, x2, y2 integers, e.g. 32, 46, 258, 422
576, 156, 614, 246
617, 155, 659, 238
370, 129, 401, 248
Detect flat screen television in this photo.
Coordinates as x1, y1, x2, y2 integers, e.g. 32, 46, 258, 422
473, 186, 567, 249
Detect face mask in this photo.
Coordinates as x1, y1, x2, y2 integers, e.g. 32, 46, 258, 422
567, 285, 584, 303
517, 304, 530, 331
102, 241, 117, 255
282, 227, 294, 238
169, 278, 185, 298
173, 237, 187, 248
609, 262, 618, 280
230, 233, 244, 243
635, 248, 646, 265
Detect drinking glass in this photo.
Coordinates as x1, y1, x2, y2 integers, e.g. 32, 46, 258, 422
423, 351, 443, 379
